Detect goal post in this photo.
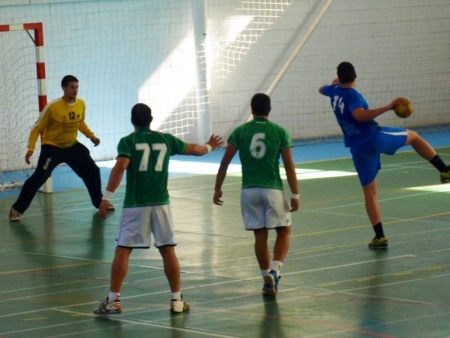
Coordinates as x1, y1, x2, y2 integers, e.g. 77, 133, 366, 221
0, 23, 47, 114
0, 22, 52, 192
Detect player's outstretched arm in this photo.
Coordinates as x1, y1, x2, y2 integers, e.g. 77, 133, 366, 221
184, 134, 224, 156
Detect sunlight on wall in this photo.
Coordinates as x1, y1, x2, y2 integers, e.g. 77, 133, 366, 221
138, 15, 254, 130
137, 1, 291, 132
138, 34, 197, 130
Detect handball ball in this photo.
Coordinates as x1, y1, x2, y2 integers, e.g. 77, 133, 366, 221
394, 98, 413, 118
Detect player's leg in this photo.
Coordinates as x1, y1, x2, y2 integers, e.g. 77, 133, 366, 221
152, 205, 189, 313
159, 245, 181, 294
158, 246, 189, 313
94, 208, 145, 315
94, 246, 131, 315
406, 130, 436, 160
110, 246, 133, 294
262, 189, 292, 295
272, 226, 291, 266
378, 127, 450, 183
66, 142, 104, 208
362, 180, 381, 226
362, 180, 388, 249
351, 146, 387, 249
254, 228, 270, 271
254, 228, 279, 296
241, 189, 271, 279
10, 145, 62, 218
152, 205, 179, 290
406, 130, 450, 183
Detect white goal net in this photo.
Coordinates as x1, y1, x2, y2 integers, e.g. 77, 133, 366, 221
0, 27, 41, 191
1, 0, 449, 193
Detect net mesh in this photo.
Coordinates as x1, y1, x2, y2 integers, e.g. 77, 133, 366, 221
0, 29, 38, 190
1, 0, 449, 192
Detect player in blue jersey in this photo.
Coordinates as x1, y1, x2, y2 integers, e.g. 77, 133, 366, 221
213, 93, 299, 296
94, 103, 223, 315
319, 61, 450, 249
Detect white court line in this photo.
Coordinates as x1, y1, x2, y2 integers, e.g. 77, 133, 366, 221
406, 184, 450, 193
100, 159, 358, 180
281, 255, 416, 276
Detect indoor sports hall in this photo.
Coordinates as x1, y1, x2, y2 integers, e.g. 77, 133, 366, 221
1, 1, 449, 337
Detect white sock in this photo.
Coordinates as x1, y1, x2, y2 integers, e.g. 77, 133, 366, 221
171, 291, 181, 301
261, 269, 270, 277
270, 260, 283, 278
108, 292, 120, 302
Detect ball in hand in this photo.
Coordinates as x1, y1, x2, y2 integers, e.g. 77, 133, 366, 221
394, 98, 413, 118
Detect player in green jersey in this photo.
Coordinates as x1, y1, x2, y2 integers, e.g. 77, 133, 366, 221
213, 93, 299, 297
94, 103, 223, 315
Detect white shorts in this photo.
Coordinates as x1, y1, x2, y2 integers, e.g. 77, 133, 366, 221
240, 188, 291, 230
116, 205, 176, 248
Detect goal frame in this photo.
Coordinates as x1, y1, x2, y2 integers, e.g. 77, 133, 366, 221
0, 22, 52, 192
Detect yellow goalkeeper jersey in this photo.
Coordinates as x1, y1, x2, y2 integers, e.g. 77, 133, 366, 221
28, 97, 95, 151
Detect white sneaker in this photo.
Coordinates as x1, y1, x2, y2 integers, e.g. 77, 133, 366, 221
170, 297, 190, 313
94, 297, 121, 315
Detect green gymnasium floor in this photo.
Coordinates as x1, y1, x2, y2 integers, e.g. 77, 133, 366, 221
0, 145, 449, 337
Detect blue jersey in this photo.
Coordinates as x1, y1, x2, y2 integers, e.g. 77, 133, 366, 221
321, 84, 379, 148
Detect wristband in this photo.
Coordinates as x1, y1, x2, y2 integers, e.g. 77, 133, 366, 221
205, 144, 213, 153
102, 190, 113, 201
291, 194, 300, 200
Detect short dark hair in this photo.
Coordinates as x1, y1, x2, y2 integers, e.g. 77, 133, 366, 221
337, 62, 357, 84
131, 103, 152, 127
251, 93, 271, 116
61, 75, 78, 87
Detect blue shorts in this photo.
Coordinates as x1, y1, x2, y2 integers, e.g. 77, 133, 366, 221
350, 126, 407, 186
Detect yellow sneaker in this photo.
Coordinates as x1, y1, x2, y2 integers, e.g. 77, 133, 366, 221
441, 167, 450, 184
368, 236, 388, 249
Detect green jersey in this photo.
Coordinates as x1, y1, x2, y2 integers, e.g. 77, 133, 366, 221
117, 128, 187, 207
228, 117, 293, 190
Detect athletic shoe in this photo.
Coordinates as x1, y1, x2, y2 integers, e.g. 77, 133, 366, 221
440, 167, 450, 184
170, 296, 190, 313
368, 236, 388, 250
9, 208, 20, 222
106, 202, 116, 211
262, 270, 279, 296
93, 297, 122, 315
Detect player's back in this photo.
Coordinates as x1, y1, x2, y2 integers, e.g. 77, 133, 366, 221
230, 117, 292, 190
119, 128, 186, 207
